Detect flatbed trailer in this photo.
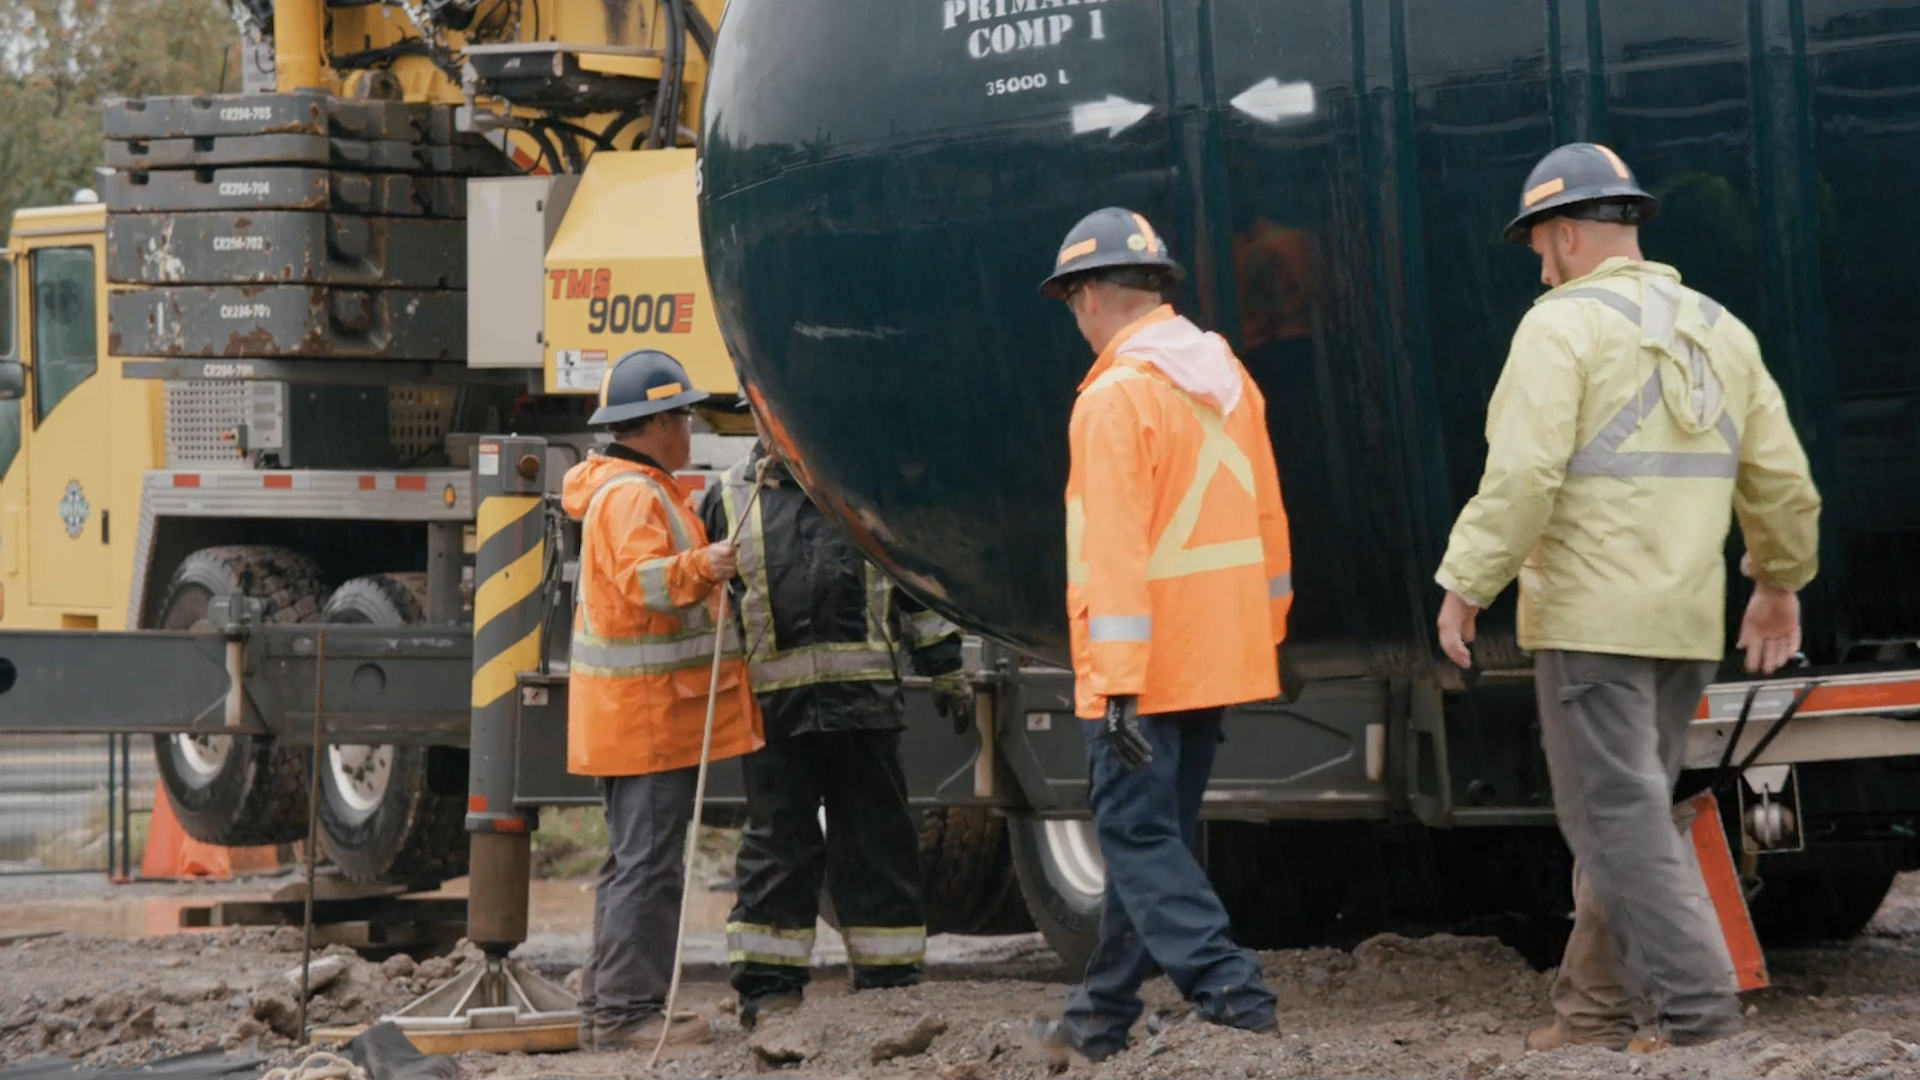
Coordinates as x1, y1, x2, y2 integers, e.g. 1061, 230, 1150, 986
5, 433, 1920, 973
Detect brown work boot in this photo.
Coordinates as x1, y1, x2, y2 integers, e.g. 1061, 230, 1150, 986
1524, 1018, 1631, 1053
575, 1016, 596, 1052
594, 1010, 711, 1050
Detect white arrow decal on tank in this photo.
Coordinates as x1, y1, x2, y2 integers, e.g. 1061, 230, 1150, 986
1230, 78, 1318, 124
1071, 95, 1153, 138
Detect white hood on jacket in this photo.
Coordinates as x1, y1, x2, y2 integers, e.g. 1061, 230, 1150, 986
1116, 315, 1243, 414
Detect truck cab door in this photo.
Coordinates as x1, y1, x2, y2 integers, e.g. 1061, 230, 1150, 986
0, 255, 23, 621
20, 239, 112, 615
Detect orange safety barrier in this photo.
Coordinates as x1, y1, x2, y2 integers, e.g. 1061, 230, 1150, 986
135, 779, 281, 881
1681, 788, 1768, 992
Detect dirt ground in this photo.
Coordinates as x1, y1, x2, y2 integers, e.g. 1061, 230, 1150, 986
6, 873, 1920, 1079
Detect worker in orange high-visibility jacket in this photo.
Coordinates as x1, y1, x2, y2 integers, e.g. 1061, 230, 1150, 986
563, 348, 764, 1053
1030, 208, 1292, 1065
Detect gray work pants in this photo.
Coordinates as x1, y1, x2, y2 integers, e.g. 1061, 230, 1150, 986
578, 768, 697, 1028
1534, 650, 1740, 1040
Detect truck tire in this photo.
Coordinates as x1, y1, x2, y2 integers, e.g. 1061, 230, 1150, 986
314, 574, 470, 885
1007, 814, 1103, 975
150, 546, 326, 847
920, 807, 1035, 936
1749, 870, 1897, 946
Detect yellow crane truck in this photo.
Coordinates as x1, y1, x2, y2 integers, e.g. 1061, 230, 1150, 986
0, 3, 1028, 964
0, 0, 753, 883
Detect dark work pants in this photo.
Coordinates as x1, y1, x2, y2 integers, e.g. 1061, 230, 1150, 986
577, 768, 696, 1029
1534, 650, 1740, 1040
1061, 708, 1276, 1058
728, 729, 925, 1008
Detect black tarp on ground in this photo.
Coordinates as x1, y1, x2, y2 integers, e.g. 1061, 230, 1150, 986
0, 1023, 453, 1080
341, 1023, 456, 1080
0, 1048, 265, 1080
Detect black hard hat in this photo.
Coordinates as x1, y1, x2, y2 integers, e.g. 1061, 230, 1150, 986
1038, 207, 1185, 299
1502, 142, 1660, 244
588, 349, 709, 426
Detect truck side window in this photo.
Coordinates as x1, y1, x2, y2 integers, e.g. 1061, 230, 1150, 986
0, 259, 14, 360
31, 247, 96, 425
0, 398, 17, 483
0, 260, 17, 480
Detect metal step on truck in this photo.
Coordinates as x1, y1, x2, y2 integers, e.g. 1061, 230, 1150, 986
0, 0, 1916, 995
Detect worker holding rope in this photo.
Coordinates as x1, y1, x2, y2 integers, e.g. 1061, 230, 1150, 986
563, 349, 764, 1052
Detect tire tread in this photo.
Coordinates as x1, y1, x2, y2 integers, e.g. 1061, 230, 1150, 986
151, 546, 327, 847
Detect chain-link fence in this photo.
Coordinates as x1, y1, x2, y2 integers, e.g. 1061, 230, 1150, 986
0, 734, 155, 875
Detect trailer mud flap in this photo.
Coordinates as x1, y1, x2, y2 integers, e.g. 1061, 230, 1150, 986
1678, 788, 1768, 992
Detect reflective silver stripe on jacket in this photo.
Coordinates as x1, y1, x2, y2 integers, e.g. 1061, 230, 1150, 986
863, 562, 893, 648
1087, 615, 1152, 643
842, 926, 927, 967
1552, 281, 1738, 480
720, 458, 904, 692
636, 557, 678, 614
721, 458, 780, 662
749, 645, 898, 692
573, 467, 713, 657
626, 470, 710, 619
570, 624, 739, 677
1269, 573, 1292, 600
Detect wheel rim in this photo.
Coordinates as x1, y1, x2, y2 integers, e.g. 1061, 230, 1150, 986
328, 744, 394, 817
172, 733, 232, 785
1041, 818, 1105, 897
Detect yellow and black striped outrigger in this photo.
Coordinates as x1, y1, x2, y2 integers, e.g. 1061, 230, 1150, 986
465, 436, 550, 951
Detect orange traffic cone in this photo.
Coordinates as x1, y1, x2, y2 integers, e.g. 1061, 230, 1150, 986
137, 780, 280, 880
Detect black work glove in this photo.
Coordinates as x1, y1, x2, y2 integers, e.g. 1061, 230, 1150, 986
930, 670, 974, 735
1100, 695, 1152, 770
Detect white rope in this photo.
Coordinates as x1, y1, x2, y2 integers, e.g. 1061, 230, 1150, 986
647, 455, 772, 1070
261, 1051, 368, 1080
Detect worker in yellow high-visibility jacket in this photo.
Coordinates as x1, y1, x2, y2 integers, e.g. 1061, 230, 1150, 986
1435, 143, 1821, 1052
1030, 207, 1293, 1063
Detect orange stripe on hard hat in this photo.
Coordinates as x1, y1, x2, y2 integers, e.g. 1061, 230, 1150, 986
598, 365, 615, 408
1523, 177, 1567, 207
647, 381, 685, 401
1130, 213, 1160, 253
1593, 144, 1632, 179
1057, 238, 1098, 265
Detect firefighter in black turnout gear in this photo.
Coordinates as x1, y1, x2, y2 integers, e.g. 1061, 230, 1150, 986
701, 409, 972, 1029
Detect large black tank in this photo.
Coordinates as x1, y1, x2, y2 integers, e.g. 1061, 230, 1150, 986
698, 0, 1920, 678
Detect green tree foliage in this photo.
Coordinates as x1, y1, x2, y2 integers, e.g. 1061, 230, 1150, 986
0, 0, 237, 237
